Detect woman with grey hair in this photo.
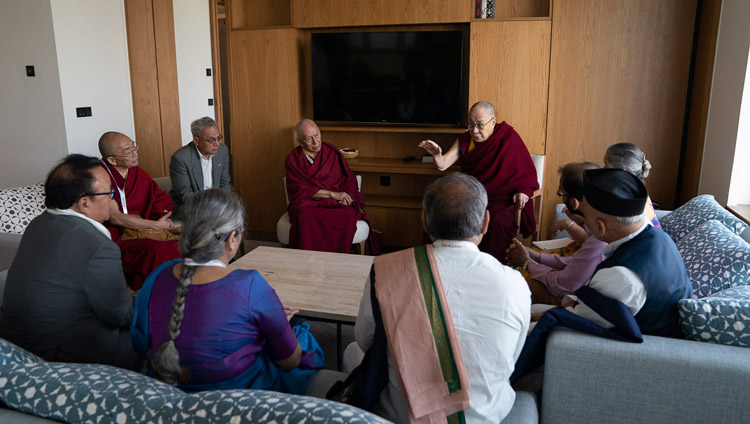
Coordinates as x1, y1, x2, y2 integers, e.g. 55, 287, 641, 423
131, 189, 323, 393
604, 143, 661, 228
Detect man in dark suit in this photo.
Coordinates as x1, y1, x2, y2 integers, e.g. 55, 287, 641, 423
0, 154, 141, 370
169, 116, 232, 215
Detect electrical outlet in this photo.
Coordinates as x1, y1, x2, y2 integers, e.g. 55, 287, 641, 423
208, 98, 214, 106
26, 66, 35, 77
206, 68, 212, 76
380, 176, 390, 186
76, 107, 92, 118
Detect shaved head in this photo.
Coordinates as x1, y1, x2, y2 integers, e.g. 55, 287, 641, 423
98, 131, 130, 157
295, 119, 318, 140
469, 101, 495, 117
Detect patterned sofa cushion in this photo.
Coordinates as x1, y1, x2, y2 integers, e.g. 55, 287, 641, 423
0, 354, 389, 423
166, 390, 391, 423
678, 285, 750, 348
0, 363, 183, 422
676, 219, 750, 298
0, 184, 46, 234
0, 338, 42, 366
660, 194, 747, 243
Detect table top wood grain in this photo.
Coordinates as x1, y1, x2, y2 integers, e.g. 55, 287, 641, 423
229, 247, 374, 323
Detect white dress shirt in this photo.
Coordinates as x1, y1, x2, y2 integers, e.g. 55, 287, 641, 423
565, 223, 649, 328
355, 240, 531, 423
196, 145, 213, 190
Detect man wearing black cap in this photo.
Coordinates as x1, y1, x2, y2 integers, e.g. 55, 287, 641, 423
573, 168, 692, 336
510, 168, 692, 384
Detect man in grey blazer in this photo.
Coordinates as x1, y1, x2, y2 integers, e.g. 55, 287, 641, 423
169, 116, 232, 215
0, 154, 141, 370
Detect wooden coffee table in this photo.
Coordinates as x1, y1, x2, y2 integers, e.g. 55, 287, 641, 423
229, 246, 374, 368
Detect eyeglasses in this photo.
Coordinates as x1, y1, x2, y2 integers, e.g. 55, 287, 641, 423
86, 190, 115, 199
109, 143, 139, 157
467, 117, 495, 130
197, 134, 224, 144
557, 190, 567, 198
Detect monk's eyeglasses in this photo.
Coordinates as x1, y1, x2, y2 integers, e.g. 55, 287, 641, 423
197, 134, 224, 145
467, 117, 495, 130
109, 143, 139, 157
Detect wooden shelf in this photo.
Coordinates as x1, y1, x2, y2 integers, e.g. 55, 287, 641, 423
231, 25, 294, 31
319, 125, 466, 134
346, 157, 458, 175
471, 17, 551, 22
368, 194, 423, 209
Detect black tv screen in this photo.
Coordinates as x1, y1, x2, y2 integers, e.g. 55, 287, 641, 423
311, 31, 464, 126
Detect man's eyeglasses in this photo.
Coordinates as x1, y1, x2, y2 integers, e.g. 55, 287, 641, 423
197, 134, 224, 144
557, 190, 567, 198
77, 190, 115, 203
467, 117, 495, 131
109, 143, 139, 157
86, 190, 115, 199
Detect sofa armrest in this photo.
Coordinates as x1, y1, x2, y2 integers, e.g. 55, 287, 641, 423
541, 328, 750, 424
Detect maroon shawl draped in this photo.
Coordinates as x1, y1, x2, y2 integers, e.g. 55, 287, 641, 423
285, 142, 368, 253
459, 122, 538, 263
102, 162, 180, 290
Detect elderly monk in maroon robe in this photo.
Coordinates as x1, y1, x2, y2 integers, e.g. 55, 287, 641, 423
419, 101, 538, 263
285, 119, 369, 253
99, 132, 180, 290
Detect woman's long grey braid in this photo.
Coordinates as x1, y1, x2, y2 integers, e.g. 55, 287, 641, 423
151, 189, 245, 385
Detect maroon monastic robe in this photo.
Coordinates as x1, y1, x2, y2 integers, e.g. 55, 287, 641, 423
459, 122, 539, 263
102, 162, 180, 290
285, 142, 369, 253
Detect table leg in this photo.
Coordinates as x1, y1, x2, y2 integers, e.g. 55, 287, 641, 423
337, 323, 343, 371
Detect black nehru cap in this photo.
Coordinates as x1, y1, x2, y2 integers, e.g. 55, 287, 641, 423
583, 168, 648, 217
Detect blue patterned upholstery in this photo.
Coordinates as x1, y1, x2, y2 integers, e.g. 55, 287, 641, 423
678, 285, 750, 348
0, 344, 389, 423
0, 338, 42, 366
660, 195, 747, 243
0, 363, 183, 422
708, 285, 750, 301
676, 219, 750, 298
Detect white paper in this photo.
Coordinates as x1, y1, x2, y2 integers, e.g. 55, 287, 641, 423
532, 238, 573, 251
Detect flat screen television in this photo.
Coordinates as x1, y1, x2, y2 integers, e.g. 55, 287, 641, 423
311, 30, 465, 126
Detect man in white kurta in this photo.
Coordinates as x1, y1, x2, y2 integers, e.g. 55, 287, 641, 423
349, 173, 531, 423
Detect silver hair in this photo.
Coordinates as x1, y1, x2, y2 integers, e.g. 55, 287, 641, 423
151, 189, 245, 385
295, 119, 317, 140
190, 117, 218, 137
423, 173, 488, 240
470, 101, 495, 117
616, 214, 645, 225
605, 142, 651, 180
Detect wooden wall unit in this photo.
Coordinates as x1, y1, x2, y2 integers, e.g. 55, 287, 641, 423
469, 20, 551, 155
491, 0, 551, 19
542, 0, 697, 238
291, 0, 472, 28
124, 0, 182, 178
227, 28, 302, 238
231, 0, 291, 29
226, 0, 703, 247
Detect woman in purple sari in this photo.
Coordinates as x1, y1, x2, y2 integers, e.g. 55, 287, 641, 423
131, 189, 323, 393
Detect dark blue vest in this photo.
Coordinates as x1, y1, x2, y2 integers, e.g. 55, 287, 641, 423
595, 225, 692, 337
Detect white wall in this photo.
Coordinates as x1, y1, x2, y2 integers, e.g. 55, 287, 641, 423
50, 0, 135, 157
699, 0, 750, 205
728, 49, 750, 205
173, 0, 216, 144
0, 0, 68, 189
